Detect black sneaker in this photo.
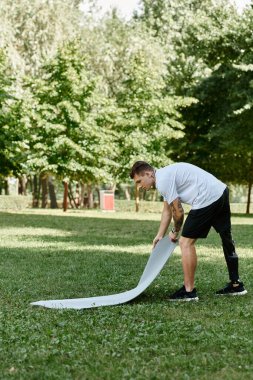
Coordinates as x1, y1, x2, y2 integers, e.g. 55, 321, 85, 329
216, 281, 247, 296
169, 285, 199, 302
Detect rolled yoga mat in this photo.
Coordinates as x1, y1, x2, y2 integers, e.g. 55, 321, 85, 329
31, 236, 177, 310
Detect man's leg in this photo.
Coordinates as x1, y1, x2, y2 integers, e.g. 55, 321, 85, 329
179, 236, 197, 292
213, 188, 240, 282
219, 229, 239, 282
216, 229, 247, 295
213, 188, 247, 295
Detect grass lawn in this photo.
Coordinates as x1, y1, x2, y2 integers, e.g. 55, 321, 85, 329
0, 209, 252, 380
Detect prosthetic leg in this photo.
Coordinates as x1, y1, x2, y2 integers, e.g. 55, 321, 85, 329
219, 229, 239, 282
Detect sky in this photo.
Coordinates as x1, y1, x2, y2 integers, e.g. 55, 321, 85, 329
81, 0, 252, 20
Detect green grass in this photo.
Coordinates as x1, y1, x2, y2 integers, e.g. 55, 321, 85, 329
0, 209, 252, 380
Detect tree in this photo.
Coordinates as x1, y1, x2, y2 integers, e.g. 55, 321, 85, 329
16, 40, 118, 206
140, 0, 209, 94
79, 16, 194, 183
0, 0, 84, 77
111, 24, 194, 181
0, 49, 18, 178
168, 7, 253, 213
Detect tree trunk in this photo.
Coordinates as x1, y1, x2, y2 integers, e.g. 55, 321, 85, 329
18, 175, 27, 195
246, 156, 253, 214
152, 189, 157, 201
135, 183, 140, 212
87, 184, 94, 208
80, 182, 88, 208
81, 182, 89, 208
125, 186, 131, 201
4, 179, 9, 195
68, 183, 78, 208
48, 176, 58, 209
41, 175, 48, 208
246, 181, 252, 214
28, 175, 33, 194
32, 175, 41, 208
75, 182, 80, 207
63, 181, 68, 212
32, 175, 37, 207
95, 186, 100, 207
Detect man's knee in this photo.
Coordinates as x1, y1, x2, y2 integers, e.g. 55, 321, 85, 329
219, 230, 237, 257
219, 229, 232, 242
179, 236, 196, 250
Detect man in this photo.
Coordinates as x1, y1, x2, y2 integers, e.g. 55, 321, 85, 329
130, 161, 247, 301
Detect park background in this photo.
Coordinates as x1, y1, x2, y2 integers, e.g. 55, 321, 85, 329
0, 0, 252, 214
0, 1, 253, 379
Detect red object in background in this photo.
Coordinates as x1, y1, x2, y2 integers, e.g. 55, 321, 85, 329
100, 190, 115, 211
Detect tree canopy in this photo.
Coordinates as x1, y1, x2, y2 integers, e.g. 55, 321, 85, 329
0, 0, 252, 211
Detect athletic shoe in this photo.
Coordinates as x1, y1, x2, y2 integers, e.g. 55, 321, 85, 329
169, 285, 199, 301
216, 281, 247, 296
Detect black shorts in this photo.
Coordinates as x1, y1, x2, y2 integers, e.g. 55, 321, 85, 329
182, 187, 231, 239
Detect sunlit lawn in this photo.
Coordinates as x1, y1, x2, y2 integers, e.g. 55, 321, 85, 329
0, 209, 252, 379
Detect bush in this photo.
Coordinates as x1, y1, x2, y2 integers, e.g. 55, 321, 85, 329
0, 195, 31, 210
115, 199, 191, 213
115, 199, 248, 214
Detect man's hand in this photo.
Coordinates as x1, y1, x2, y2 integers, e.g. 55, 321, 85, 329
152, 235, 163, 249
169, 230, 179, 243
152, 202, 172, 250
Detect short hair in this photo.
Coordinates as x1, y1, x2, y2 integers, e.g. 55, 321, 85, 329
129, 161, 154, 179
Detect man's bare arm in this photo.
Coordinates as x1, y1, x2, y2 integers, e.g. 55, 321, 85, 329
153, 201, 172, 248
170, 198, 184, 239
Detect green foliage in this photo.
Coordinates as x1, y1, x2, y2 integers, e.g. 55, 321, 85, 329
140, 0, 214, 94
0, 0, 83, 76
0, 0, 253, 206
143, 0, 253, 212
107, 23, 193, 180
185, 1, 246, 67
79, 15, 133, 97
169, 6, 253, 186
79, 17, 193, 181
19, 41, 118, 183
0, 50, 18, 176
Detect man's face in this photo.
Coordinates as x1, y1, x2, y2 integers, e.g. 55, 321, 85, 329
133, 171, 155, 191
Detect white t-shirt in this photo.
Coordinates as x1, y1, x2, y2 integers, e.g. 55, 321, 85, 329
155, 163, 226, 209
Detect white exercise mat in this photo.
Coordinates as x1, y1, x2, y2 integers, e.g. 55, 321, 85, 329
31, 236, 177, 310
